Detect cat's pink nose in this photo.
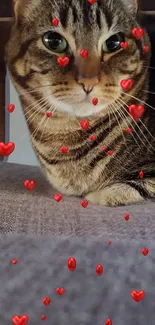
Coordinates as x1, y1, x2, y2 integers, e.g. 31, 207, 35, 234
78, 77, 99, 94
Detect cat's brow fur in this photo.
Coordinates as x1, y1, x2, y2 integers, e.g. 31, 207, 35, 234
6, 0, 155, 206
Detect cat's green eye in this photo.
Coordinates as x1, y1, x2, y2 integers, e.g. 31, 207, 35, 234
42, 32, 68, 53
103, 33, 125, 53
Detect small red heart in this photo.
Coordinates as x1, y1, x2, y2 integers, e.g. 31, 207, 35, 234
57, 57, 70, 67
108, 241, 112, 244
92, 97, 98, 106
88, 0, 96, 3
89, 135, 96, 141
80, 200, 88, 208
141, 248, 149, 256
52, 18, 59, 27
132, 28, 144, 40
56, 287, 65, 295
12, 315, 29, 325
96, 264, 103, 276
139, 171, 144, 179
105, 319, 112, 325
60, 146, 69, 154
80, 120, 90, 130
24, 180, 36, 191
12, 259, 18, 264
124, 213, 129, 221
7, 104, 15, 113
143, 45, 149, 52
129, 104, 145, 120
53, 194, 63, 202
107, 150, 113, 156
41, 315, 47, 320
102, 145, 107, 151
120, 42, 128, 50
46, 112, 52, 117
120, 79, 134, 92
130, 290, 145, 302
125, 128, 132, 134
80, 49, 88, 59
0, 142, 15, 156
42, 297, 51, 306
68, 257, 76, 272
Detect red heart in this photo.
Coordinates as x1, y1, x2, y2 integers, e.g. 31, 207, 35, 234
143, 45, 149, 52
120, 79, 134, 92
88, 0, 96, 3
89, 135, 96, 141
56, 287, 65, 295
24, 180, 36, 191
141, 248, 149, 256
120, 42, 128, 50
60, 146, 69, 154
129, 104, 145, 120
139, 171, 144, 179
68, 257, 76, 272
42, 297, 51, 306
57, 57, 70, 67
108, 241, 112, 244
105, 319, 112, 325
0, 142, 15, 156
41, 315, 47, 320
54, 194, 63, 202
107, 150, 113, 156
102, 145, 107, 151
8, 104, 15, 113
124, 213, 129, 221
52, 18, 59, 27
80, 49, 88, 59
12, 259, 18, 264
125, 128, 132, 134
12, 315, 29, 325
80, 120, 90, 130
132, 28, 144, 40
46, 112, 52, 117
96, 264, 103, 276
131, 290, 145, 302
92, 97, 98, 106
80, 200, 88, 208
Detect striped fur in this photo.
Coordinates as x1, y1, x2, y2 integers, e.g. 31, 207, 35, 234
5, 0, 155, 206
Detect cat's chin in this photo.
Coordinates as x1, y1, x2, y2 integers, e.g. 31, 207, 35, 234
48, 95, 108, 117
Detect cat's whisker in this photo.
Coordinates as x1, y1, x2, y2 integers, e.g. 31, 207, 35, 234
24, 97, 49, 118
30, 115, 47, 141
143, 65, 155, 70
110, 103, 127, 148
121, 91, 155, 112
40, 107, 57, 142
142, 90, 155, 95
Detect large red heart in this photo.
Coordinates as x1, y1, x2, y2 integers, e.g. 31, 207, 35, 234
68, 257, 76, 272
56, 287, 65, 295
24, 180, 36, 191
105, 319, 112, 325
120, 79, 134, 92
54, 194, 63, 202
0, 142, 15, 156
80, 120, 90, 130
57, 57, 70, 67
88, 0, 96, 3
131, 290, 145, 302
132, 28, 144, 40
12, 315, 29, 325
141, 248, 149, 256
120, 42, 128, 50
80, 49, 88, 59
129, 104, 145, 120
42, 297, 51, 306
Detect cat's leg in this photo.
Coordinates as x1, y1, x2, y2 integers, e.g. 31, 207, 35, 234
85, 180, 155, 206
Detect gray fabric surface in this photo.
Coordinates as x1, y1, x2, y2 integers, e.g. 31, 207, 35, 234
0, 162, 155, 238
0, 234, 154, 325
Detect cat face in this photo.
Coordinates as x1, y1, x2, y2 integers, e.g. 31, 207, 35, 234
7, 0, 149, 117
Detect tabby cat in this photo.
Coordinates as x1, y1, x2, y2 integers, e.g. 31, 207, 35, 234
6, 0, 155, 206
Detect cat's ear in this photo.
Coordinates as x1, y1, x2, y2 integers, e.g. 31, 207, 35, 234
12, 0, 29, 18
122, 0, 139, 14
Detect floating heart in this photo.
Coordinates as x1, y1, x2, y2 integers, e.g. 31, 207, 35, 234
52, 18, 59, 27
41, 315, 46, 320
42, 297, 51, 306
0, 142, 15, 156
89, 135, 96, 141
92, 97, 98, 106
57, 57, 70, 67
132, 28, 144, 40
56, 287, 65, 295
124, 213, 129, 221
8, 104, 15, 113
80, 49, 88, 59
143, 45, 149, 52
141, 248, 149, 256
80, 120, 90, 130
139, 171, 144, 179
24, 180, 36, 191
108, 241, 112, 244
46, 112, 52, 117
88, 0, 96, 4
80, 200, 88, 208
96, 264, 103, 276
120, 42, 128, 50
120, 79, 134, 92
131, 290, 145, 302
68, 257, 76, 272
12, 259, 18, 264
60, 146, 69, 154
12, 315, 29, 325
125, 128, 132, 134
54, 194, 63, 202
107, 150, 113, 156
102, 145, 107, 151
129, 104, 145, 120
105, 319, 112, 325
